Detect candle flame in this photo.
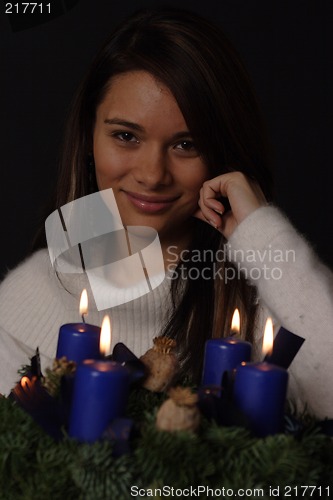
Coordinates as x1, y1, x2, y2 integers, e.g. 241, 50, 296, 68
79, 289, 88, 316
100, 315, 111, 356
262, 317, 274, 356
21, 376, 31, 389
231, 308, 240, 334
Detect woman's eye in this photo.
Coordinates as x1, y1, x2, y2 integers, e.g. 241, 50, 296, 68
113, 132, 138, 143
175, 140, 196, 152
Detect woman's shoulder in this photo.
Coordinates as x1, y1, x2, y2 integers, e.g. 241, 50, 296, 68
0, 249, 60, 321
0, 249, 52, 290
0, 248, 81, 356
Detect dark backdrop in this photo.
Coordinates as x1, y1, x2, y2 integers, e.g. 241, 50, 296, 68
1, 0, 332, 280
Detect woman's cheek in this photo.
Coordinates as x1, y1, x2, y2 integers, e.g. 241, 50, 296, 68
94, 153, 129, 188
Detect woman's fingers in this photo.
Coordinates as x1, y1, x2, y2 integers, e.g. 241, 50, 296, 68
194, 171, 268, 238
197, 192, 224, 229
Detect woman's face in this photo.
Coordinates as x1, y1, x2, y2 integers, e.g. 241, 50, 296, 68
93, 70, 209, 248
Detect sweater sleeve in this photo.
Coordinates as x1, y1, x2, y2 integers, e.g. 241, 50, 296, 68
0, 326, 53, 396
0, 327, 36, 395
226, 205, 333, 419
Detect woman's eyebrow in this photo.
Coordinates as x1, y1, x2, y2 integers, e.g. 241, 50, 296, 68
171, 131, 192, 141
104, 117, 144, 132
104, 117, 191, 140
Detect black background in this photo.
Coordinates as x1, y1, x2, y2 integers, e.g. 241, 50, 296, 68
0, 0, 332, 279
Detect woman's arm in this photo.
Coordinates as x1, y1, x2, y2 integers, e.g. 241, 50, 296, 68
195, 172, 333, 418
0, 328, 37, 395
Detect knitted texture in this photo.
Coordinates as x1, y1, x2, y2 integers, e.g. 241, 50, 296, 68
0, 206, 332, 419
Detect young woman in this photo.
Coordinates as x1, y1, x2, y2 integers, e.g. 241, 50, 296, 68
0, 8, 332, 419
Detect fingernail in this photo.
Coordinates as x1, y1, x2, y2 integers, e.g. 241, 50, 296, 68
209, 220, 217, 228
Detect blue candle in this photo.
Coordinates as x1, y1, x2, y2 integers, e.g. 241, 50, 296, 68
202, 337, 251, 386
69, 360, 130, 442
56, 323, 101, 364
56, 289, 101, 364
233, 361, 288, 437
202, 308, 251, 386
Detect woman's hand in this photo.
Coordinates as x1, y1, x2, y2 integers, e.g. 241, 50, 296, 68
194, 171, 268, 240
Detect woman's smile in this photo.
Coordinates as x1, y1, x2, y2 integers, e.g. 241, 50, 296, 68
122, 190, 181, 214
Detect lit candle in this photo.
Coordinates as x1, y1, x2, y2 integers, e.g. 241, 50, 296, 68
56, 289, 101, 364
68, 315, 130, 442
233, 318, 289, 437
201, 309, 251, 386
68, 360, 130, 442
100, 315, 112, 357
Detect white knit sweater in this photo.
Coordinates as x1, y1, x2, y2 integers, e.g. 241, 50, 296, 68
0, 206, 332, 419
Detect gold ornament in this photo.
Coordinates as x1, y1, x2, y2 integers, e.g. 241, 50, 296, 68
140, 337, 179, 392
156, 386, 201, 432
42, 357, 76, 397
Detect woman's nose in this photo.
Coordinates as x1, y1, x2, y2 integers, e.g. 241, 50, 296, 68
132, 147, 172, 189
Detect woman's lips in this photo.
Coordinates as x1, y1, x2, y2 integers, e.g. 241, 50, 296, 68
124, 191, 179, 213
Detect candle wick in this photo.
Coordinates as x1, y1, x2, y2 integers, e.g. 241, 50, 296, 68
82, 313, 86, 324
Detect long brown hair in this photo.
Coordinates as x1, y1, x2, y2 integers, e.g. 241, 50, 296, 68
34, 8, 274, 382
